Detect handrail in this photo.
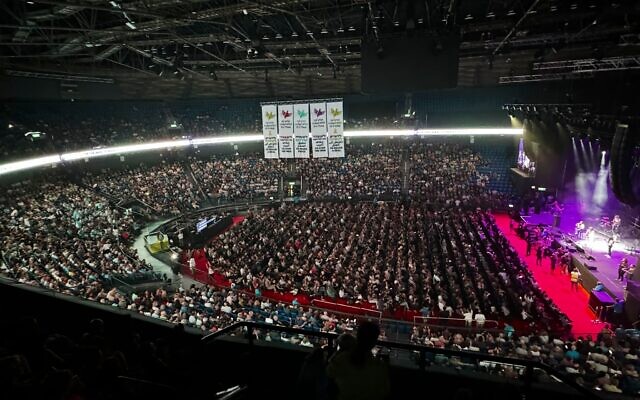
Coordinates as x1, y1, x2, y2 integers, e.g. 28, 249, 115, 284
311, 298, 383, 319
151, 199, 276, 237
412, 315, 501, 330
188, 275, 492, 340
202, 321, 602, 400
186, 277, 390, 331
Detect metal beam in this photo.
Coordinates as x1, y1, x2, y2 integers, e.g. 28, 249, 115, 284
493, 0, 541, 55
5, 69, 114, 83
499, 71, 595, 84
533, 56, 640, 73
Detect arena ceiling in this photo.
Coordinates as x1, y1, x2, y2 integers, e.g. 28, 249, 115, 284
1, 0, 639, 98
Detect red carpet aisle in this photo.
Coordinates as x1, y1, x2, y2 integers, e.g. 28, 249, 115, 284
493, 213, 605, 336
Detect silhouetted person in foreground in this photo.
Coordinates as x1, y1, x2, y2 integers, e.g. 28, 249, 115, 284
326, 322, 390, 400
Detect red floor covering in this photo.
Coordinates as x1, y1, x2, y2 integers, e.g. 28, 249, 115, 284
181, 215, 409, 320
493, 213, 605, 336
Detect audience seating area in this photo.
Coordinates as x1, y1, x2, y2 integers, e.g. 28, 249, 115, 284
0, 180, 152, 301
201, 202, 568, 334
300, 143, 403, 199
190, 154, 285, 202
83, 163, 202, 215
3, 129, 638, 396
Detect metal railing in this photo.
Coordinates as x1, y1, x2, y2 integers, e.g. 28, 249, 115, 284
202, 321, 602, 400
412, 315, 501, 330
311, 298, 383, 320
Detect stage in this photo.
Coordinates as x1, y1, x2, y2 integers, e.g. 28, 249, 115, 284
522, 210, 639, 300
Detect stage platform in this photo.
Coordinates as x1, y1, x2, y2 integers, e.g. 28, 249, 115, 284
522, 211, 638, 300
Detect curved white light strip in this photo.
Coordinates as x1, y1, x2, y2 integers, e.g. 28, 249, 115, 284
344, 128, 522, 137
0, 128, 522, 176
0, 155, 62, 175
191, 134, 263, 145
61, 140, 192, 161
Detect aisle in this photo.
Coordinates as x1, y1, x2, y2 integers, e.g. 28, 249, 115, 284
493, 214, 605, 336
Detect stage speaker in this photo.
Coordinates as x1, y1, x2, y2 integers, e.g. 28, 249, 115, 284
610, 123, 638, 206
553, 214, 561, 228
586, 264, 598, 271
575, 245, 585, 254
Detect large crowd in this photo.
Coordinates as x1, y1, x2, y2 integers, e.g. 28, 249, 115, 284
0, 180, 155, 299
300, 143, 403, 199
0, 102, 404, 162
409, 142, 508, 209
2, 132, 638, 396
204, 202, 568, 334
409, 324, 640, 395
83, 162, 203, 215
190, 154, 285, 201
68, 141, 512, 212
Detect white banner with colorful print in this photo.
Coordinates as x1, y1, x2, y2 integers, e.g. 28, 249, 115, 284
293, 103, 310, 158
261, 104, 278, 159
310, 102, 328, 157
277, 104, 294, 158
326, 101, 345, 158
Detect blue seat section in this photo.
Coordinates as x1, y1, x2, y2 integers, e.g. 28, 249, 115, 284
472, 138, 517, 195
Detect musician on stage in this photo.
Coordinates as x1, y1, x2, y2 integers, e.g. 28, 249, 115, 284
618, 258, 629, 281
575, 220, 586, 239
607, 236, 615, 257
612, 214, 621, 233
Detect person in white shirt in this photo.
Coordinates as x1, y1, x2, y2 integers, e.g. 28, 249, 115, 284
463, 309, 473, 326
188, 256, 196, 276
474, 309, 486, 328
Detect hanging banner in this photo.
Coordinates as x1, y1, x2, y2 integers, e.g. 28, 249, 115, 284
261, 104, 278, 159
326, 101, 345, 158
293, 103, 310, 158
310, 102, 328, 157
277, 104, 294, 158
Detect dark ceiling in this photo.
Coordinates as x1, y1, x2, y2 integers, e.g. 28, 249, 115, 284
1, 0, 639, 98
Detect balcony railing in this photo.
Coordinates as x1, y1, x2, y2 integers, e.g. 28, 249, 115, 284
203, 321, 603, 400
